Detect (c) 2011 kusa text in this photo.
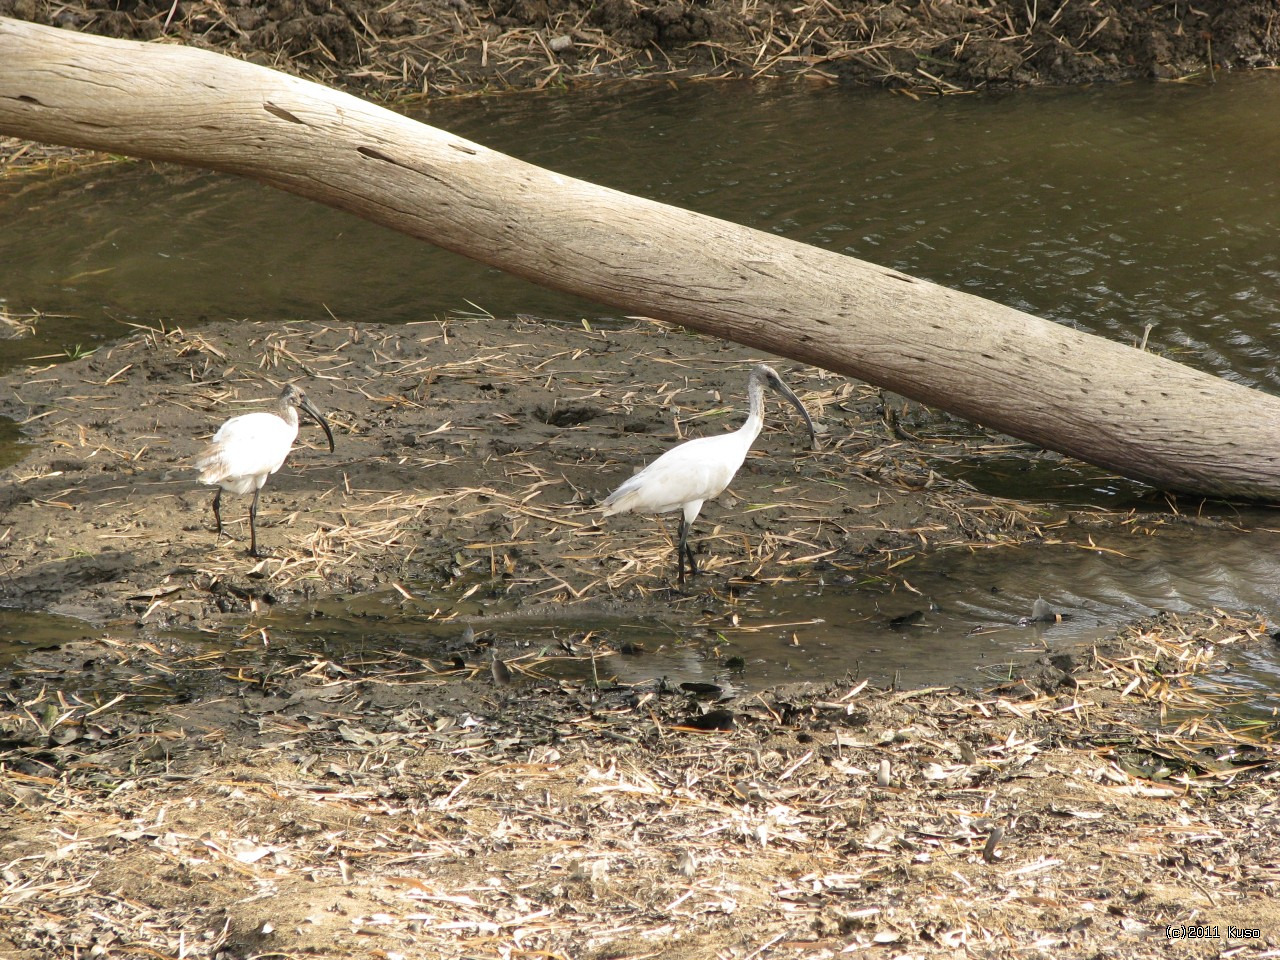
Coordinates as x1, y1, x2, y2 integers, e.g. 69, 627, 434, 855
1164, 926, 1261, 940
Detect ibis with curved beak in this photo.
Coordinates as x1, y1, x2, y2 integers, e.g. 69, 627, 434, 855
600, 363, 817, 584
193, 383, 336, 557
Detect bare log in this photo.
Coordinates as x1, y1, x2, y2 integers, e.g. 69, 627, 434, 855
2, 16, 1279, 500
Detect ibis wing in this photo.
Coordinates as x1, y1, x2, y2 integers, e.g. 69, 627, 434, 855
195, 411, 297, 485
602, 434, 745, 516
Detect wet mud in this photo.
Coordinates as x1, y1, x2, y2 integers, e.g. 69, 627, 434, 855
0, 315, 1047, 625
2, 316, 1279, 958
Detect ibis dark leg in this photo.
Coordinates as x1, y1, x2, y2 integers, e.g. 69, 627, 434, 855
211, 489, 224, 537
248, 487, 262, 558
674, 516, 686, 584
676, 516, 698, 584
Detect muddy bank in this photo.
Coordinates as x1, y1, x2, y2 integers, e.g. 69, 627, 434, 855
0, 314, 1092, 626
2, 0, 1277, 105
2, 608, 1278, 959
7, 1, 1278, 183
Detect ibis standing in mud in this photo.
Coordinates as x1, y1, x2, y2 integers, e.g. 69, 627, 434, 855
600, 363, 817, 584
194, 383, 336, 557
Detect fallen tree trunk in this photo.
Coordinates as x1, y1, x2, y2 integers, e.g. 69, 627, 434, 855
3, 16, 1279, 501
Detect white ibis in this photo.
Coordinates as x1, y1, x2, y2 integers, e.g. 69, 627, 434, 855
193, 383, 335, 557
600, 363, 816, 584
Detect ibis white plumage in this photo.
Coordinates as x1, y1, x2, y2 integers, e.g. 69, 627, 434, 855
193, 383, 336, 557
600, 364, 816, 584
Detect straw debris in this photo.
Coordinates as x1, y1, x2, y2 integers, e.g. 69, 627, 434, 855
2, 610, 1277, 958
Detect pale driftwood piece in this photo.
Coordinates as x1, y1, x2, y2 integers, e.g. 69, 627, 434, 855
3, 16, 1279, 500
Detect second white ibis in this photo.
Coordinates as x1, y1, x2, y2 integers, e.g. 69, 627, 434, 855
600, 364, 816, 584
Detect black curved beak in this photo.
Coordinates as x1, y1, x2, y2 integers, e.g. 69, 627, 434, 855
766, 371, 817, 450
298, 395, 336, 453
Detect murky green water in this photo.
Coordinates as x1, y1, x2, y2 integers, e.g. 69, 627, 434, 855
0, 608, 95, 662
4, 74, 1280, 704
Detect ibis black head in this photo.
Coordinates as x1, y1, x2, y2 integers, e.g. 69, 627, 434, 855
751, 364, 817, 450
279, 383, 336, 453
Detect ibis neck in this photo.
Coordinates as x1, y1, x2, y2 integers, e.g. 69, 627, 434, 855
741, 376, 767, 442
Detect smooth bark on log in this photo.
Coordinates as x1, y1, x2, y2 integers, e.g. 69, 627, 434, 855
2, 16, 1279, 500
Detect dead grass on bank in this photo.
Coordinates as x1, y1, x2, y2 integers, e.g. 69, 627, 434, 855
205, 318, 1200, 612
1, 0, 1219, 100
0, 138, 130, 189
1, 610, 1278, 959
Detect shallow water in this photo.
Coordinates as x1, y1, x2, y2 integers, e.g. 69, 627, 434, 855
0, 608, 95, 662
230, 520, 1280, 714
3, 74, 1280, 703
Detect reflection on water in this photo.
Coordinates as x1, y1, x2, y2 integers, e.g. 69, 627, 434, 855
949, 453, 1157, 507
3, 74, 1280, 703
0, 415, 29, 472
616, 524, 1280, 707
0, 609, 94, 662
